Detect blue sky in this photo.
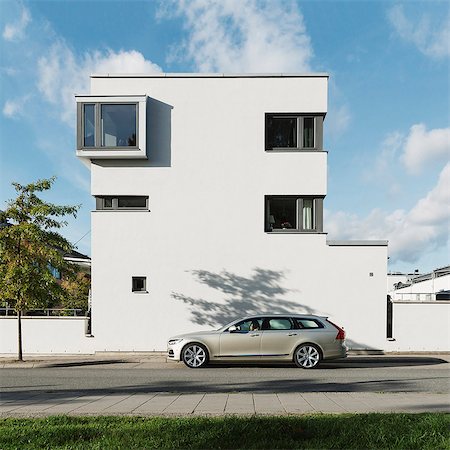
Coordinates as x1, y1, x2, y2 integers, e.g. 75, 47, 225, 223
0, 0, 449, 273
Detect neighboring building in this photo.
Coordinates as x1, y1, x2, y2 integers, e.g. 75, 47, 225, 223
63, 250, 91, 273
75, 73, 388, 352
389, 266, 450, 302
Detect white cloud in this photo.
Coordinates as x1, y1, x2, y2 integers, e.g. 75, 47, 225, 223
401, 124, 450, 174
2, 95, 30, 118
326, 162, 450, 264
2, 6, 31, 41
325, 104, 351, 141
388, 5, 450, 59
162, 0, 312, 72
37, 44, 162, 126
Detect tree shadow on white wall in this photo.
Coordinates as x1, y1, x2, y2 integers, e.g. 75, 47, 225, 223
171, 267, 321, 327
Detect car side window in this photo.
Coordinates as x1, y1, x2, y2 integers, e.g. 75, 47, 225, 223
233, 318, 262, 332
264, 318, 293, 330
295, 318, 324, 329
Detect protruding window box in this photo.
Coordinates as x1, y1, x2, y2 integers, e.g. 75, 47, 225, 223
76, 95, 147, 159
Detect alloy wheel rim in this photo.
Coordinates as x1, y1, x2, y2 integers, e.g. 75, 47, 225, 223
184, 345, 206, 367
296, 346, 319, 368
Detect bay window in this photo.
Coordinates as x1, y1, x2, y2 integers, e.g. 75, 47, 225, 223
76, 95, 147, 159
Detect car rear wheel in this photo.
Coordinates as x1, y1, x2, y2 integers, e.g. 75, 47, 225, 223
182, 343, 209, 368
294, 344, 321, 369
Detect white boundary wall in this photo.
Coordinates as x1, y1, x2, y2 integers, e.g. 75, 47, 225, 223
0, 317, 94, 355
386, 302, 450, 352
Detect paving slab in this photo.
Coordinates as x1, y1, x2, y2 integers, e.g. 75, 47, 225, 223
72, 394, 134, 414
194, 393, 228, 415
36, 394, 87, 415
132, 394, 178, 414
0, 392, 59, 414
103, 393, 154, 414
59, 394, 105, 414
164, 394, 205, 415
325, 392, 372, 413
225, 393, 254, 414
301, 393, 346, 413
253, 393, 285, 415
277, 392, 315, 414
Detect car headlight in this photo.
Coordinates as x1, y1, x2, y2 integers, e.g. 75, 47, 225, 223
168, 338, 183, 345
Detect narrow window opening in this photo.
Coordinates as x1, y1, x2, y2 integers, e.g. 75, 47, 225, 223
303, 117, 315, 148
83, 104, 95, 147
95, 196, 148, 211
302, 198, 314, 230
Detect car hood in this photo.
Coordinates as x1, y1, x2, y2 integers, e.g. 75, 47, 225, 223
169, 330, 219, 340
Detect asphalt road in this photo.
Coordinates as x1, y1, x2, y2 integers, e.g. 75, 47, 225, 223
1, 356, 449, 397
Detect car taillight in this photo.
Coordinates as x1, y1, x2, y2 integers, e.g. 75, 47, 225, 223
327, 319, 345, 340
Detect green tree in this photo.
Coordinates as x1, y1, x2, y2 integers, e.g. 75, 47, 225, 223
0, 177, 80, 360
61, 271, 90, 312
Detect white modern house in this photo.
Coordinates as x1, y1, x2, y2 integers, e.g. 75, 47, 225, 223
74, 73, 389, 352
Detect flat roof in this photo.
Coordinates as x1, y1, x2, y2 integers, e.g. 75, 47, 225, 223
90, 72, 329, 79
327, 240, 388, 247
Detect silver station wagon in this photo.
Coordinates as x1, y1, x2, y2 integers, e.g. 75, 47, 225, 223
167, 314, 347, 369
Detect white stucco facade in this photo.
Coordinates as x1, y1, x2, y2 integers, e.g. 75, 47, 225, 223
80, 74, 389, 352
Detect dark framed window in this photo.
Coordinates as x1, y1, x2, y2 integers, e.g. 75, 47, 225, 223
79, 102, 138, 149
132, 276, 147, 292
95, 196, 148, 211
265, 114, 323, 151
101, 104, 136, 147
265, 195, 323, 232
117, 196, 147, 209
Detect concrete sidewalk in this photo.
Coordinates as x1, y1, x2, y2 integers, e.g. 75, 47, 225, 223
0, 391, 448, 417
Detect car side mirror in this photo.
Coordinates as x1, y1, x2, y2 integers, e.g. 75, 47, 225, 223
228, 325, 237, 332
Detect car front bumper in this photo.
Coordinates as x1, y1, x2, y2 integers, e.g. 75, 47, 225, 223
167, 339, 184, 361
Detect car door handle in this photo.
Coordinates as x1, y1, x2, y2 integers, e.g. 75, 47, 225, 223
288, 333, 297, 336
250, 334, 260, 337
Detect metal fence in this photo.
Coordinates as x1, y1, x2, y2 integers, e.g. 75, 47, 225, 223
0, 308, 85, 317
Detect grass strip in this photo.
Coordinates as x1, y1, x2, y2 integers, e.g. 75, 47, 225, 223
0, 413, 448, 449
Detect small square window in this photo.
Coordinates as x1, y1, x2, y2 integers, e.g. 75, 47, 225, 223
132, 276, 147, 292
103, 198, 113, 208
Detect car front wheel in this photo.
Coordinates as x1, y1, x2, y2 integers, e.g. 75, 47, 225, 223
182, 343, 209, 368
294, 344, 321, 369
